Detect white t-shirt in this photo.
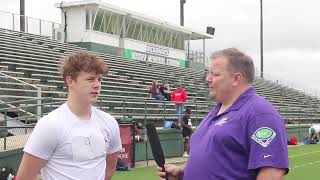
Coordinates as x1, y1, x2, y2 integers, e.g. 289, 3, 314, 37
24, 103, 122, 180
310, 124, 320, 133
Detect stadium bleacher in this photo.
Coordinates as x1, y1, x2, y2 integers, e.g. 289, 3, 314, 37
0, 28, 211, 126
1, 27, 320, 127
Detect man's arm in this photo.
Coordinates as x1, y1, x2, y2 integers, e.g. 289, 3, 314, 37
257, 167, 286, 180
16, 152, 47, 180
180, 121, 192, 131
105, 151, 120, 180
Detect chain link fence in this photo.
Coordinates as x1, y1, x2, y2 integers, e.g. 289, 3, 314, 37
0, 126, 34, 152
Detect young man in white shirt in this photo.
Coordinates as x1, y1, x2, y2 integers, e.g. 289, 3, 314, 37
16, 52, 122, 180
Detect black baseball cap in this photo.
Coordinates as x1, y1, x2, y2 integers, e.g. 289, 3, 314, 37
185, 106, 192, 113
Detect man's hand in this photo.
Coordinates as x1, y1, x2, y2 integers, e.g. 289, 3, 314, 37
156, 164, 184, 180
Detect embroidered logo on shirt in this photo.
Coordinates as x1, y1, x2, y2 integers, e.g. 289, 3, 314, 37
71, 132, 107, 162
251, 127, 276, 147
215, 117, 228, 126
263, 154, 272, 158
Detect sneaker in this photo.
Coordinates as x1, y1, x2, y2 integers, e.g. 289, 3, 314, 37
183, 152, 189, 158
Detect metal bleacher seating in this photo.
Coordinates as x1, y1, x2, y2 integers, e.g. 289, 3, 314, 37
1, 27, 320, 126
0, 28, 210, 126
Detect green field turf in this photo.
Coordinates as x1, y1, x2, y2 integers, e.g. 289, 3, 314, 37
113, 166, 159, 180
113, 144, 320, 180
286, 144, 320, 180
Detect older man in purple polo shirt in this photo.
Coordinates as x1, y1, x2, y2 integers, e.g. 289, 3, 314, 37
157, 48, 289, 180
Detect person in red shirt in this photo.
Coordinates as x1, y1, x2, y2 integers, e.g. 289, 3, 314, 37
171, 81, 188, 123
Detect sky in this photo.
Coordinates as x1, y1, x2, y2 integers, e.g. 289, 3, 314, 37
1, 0, 320, 96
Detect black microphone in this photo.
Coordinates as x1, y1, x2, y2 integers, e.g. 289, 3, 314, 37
146, 123, 168, 180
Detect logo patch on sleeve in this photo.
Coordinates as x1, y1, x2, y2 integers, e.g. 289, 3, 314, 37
251, 127, 276, 147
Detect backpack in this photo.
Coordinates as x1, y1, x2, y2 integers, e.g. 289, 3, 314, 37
288, 136, 298, 145
0, 167, 16, 180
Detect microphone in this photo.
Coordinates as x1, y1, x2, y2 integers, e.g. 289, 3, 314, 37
146, 123, 168, 180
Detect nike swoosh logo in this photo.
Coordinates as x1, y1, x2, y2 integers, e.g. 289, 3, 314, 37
263, 155, 272, 158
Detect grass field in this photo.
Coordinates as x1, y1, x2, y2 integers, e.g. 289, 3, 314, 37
286, 144, 320, 180
113, 144, 320, 180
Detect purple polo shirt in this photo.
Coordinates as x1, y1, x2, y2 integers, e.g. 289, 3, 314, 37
184, 88, 289, 180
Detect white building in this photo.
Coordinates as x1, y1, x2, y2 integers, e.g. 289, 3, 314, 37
55, 0, 213, 68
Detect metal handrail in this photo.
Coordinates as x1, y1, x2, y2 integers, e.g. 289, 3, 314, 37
0, 71, 38, 89
0, 71, 42, 116
0, 97, 52, 105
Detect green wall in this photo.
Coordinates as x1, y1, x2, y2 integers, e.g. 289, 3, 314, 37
0, 148, 23, 172
134, 128, 183, 161
286, 125, 310, 142
72, 42, 119, 56
0, 125, 310, 170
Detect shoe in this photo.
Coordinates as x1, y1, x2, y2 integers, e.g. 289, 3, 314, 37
183, 152, 189, 158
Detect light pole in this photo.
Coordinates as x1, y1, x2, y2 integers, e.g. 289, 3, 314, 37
20, 0, 25, 32
180, 0, 188, 64
180, 0, 186, 26
260, 0, 264, 78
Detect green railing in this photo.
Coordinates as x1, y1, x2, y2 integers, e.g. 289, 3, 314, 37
2, 97, 320, 127
0, 97, 54, 125
96, 97, 213, 126
1, 97, 320, 172
277, 106, 320, 125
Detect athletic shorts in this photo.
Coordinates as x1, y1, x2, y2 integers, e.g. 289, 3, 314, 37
182, 129, 191, 139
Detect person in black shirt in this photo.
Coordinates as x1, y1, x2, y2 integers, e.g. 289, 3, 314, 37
181, 107, 192, 157
159, 81, 171, 101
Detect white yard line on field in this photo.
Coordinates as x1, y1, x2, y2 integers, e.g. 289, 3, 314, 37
289, 150, 320, 158
290, 160, 320, 170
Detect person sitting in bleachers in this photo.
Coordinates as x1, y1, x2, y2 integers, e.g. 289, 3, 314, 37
160, 81, 171, 101
149, 80, 165, 101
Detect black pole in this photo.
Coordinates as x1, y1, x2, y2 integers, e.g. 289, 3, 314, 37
131, 121, 136, 168
260, 0, 264, 78
180, 0, 186, 26
20, 0, 25, 32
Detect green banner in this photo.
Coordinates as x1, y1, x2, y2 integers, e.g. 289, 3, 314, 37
123, 49, 133, 60
179, 59, 188, 68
